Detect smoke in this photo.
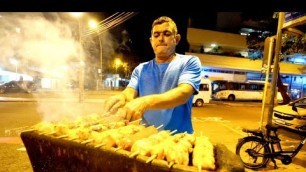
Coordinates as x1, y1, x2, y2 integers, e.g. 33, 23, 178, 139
0, 12, 118, 122
0, 12, 81, 72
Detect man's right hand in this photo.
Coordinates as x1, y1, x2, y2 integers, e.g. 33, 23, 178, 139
103, 94, 126, 114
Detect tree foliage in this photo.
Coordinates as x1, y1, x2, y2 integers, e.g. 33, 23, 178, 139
246, 12, 306, 60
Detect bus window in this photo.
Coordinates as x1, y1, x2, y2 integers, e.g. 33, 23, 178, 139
199, 84, 209, 91
249, 84, 264, 90
239, 83, 248, 90
228, 82, 239, 90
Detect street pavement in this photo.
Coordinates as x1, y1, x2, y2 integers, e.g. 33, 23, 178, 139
0, 91, 305, 172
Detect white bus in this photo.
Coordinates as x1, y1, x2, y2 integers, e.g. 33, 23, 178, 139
211, 80, 287, 102
192, 78, 212, 107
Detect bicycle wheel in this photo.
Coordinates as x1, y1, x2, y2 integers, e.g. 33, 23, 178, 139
236, 137, 270, 169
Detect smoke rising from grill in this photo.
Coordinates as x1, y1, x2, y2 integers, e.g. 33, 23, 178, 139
0, 12, 118, 122
0, 12, 81, 72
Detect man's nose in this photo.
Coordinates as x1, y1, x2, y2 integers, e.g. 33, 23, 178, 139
157, 35, 164, 42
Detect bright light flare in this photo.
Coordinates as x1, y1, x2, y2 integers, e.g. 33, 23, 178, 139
115, 58, 122, 66
10, 58, 18, 65
70, 12, 83, 18
88, 20, 98, 29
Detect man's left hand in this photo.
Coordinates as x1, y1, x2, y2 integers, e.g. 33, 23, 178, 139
123, 97, 149, 121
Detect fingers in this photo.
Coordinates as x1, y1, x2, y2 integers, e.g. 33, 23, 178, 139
125, 108, 143, 122
103, 98, 116, 113
116, 108, 138, 122
116, 108, 127, 119
132, 111, 142, 121
125, 108, 132, 122
103, 95, 125, 113
104, 96, 146, 122
123, 98, 147, 121
109, 101, 125, 114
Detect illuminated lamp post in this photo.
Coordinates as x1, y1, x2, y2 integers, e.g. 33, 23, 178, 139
114, 58, 122, 74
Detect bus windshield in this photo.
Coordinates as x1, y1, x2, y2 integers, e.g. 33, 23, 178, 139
211, 80, 228, 94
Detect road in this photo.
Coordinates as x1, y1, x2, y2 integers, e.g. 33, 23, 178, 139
0, 92, 305, 171
192, 103, 306, 172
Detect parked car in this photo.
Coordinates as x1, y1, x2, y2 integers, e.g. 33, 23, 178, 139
0, 80, 37, 94
272, 97, 306, 133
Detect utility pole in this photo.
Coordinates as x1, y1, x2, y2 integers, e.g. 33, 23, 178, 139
98, 34, 103, 88
267, 12, 284, 124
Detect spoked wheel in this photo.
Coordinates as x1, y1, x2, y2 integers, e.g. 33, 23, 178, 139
236, 137, 270, 169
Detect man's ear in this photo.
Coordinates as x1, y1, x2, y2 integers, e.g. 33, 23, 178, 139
175, 34, 181, 44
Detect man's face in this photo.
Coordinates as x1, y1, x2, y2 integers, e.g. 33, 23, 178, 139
150, 23, 180, 59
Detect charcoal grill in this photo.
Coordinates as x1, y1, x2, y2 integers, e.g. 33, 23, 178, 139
21, 130, 245, 172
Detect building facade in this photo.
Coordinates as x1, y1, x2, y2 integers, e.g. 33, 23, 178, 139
186, 28, 306, 99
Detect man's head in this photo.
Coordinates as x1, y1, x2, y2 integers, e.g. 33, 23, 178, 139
150, 16, 181, 61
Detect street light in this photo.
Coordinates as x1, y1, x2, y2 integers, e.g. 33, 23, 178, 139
114, 58, 122, 74
70, 12, 84, 103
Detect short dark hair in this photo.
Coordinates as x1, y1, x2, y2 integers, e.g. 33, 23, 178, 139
151, 16, 178, 35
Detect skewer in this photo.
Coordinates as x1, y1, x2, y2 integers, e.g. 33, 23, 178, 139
56, 135, 68, 139
129, 151, 140, 158
81, 139, 93, 144
145, 154, 157, 163
114, 147, 122, 152
69, 137, 79, 141
47, 132, 56, 135
156, 124, 164, 130
168, 161, 175, 168
129, 119, 141, 125
40, 131, 56, 135
145, 129, 178, 164
170, 129, 177, 135
94, 143, 106, 148
21, 128, 36, 132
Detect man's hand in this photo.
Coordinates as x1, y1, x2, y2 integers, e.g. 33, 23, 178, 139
123, 97, 150, 121
103, 94, 126, 114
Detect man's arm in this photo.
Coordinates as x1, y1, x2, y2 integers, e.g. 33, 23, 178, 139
123, 83, 194, 121
121, 87, 138, 102
142, 83, 194, 109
